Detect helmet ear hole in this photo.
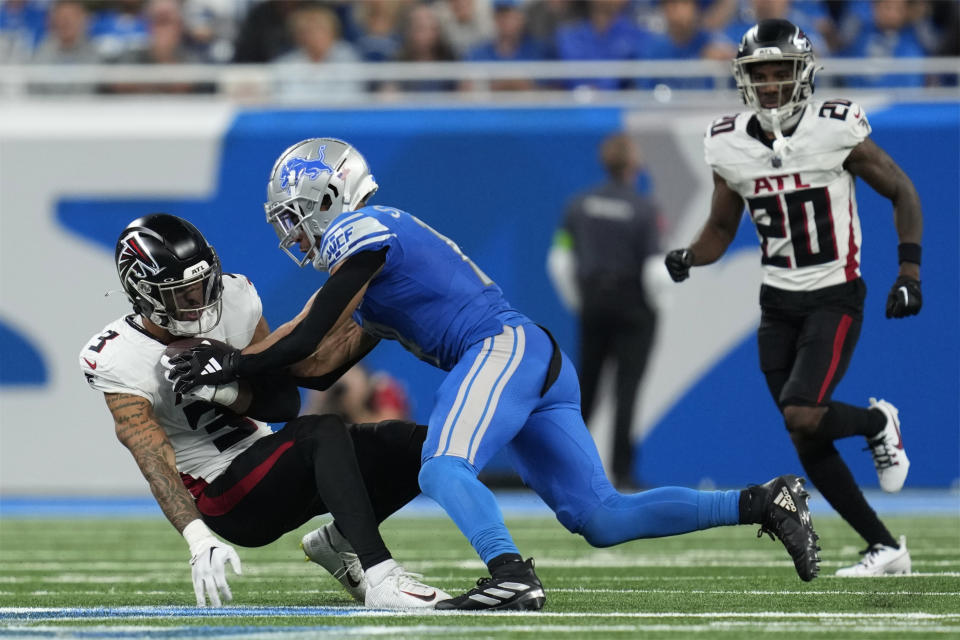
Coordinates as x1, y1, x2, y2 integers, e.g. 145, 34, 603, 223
132, 298, 154, 318
320, 194, 334, 212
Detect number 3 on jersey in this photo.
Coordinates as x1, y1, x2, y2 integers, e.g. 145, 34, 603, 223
181, 401, 258, 453
748, 187, 838, 268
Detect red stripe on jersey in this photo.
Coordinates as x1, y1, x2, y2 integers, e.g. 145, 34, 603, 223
196, 440, 294, 516
817, 314, 853, 403
181, 473, 209, 499
844, 197, 859, 280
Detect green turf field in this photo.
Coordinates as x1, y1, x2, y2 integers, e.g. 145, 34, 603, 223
1, 512, 958, 639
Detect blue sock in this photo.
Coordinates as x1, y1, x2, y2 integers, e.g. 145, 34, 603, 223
418, 456, 519, 563
580, 487, 741, 547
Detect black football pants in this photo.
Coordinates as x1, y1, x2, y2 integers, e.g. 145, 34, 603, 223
198, 415, 425, 568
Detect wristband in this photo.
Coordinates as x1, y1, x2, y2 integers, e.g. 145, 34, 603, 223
211, 381, 240, 406
897, 243, 921, 266
182, 519, 214, 555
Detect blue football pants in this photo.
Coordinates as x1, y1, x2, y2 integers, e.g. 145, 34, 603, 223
418, 323, 740, 563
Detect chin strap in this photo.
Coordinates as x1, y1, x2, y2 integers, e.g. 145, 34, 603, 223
769, 108, 796, 169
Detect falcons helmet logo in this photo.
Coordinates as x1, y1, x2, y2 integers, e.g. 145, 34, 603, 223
117, 230, 162, 282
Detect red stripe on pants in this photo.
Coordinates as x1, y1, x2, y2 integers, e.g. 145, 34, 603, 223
197, 440, 294, 516
817, 314, 853, 403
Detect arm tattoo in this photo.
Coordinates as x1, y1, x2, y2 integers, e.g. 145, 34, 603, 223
105, 394, 202, 533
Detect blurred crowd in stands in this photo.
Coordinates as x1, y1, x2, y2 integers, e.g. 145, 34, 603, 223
1, 0, 956, 96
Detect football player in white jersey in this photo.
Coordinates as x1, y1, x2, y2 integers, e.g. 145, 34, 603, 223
80, 214, 449, 608
665, 19, 923, 577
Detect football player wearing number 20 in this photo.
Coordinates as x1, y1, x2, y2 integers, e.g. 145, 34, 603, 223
665, 19, 922, 577
79, 214, 448, 609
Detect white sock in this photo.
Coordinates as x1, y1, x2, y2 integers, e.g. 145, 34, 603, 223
364, 558, 399, 587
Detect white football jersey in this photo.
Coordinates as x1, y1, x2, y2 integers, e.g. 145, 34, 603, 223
80, 273, 272, 487
704, 99, 872, 291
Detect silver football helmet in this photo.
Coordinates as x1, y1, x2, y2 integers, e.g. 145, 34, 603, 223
265, 137, 378, 269
733, 19, 820, 132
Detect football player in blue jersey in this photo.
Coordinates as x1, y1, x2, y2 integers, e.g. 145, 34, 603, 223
169, 137, 822, 609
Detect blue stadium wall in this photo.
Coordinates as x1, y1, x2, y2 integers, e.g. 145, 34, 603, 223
11, 102, 958, 490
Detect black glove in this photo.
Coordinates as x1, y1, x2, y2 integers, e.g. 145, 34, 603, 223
168, 343, 241, 394
665, 248, 694, 282
885, 275, 922, 318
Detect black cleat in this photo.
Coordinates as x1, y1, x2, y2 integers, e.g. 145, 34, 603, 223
756, 475, 821, 581
435, 558, 545, 611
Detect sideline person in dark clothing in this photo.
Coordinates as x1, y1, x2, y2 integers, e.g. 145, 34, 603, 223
548, 132, 662, 489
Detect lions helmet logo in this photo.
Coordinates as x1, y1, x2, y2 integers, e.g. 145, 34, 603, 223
279, 145, 333, 191
117, 230, 161, 282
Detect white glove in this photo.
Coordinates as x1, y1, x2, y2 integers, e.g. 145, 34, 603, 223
183, 520, 241, 607
160, 353, 239, 406
180, 381, 238, 405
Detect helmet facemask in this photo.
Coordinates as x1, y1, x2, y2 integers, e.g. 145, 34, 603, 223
265, 183, 342, 268
134, 257, 223, 336
734, 55, 817, 132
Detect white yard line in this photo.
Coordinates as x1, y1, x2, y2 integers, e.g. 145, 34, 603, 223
3, 607, 960, 619
4, 623, 960, 637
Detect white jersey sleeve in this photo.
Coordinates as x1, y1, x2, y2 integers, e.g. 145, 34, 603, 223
703, 101, 872, 292
79, 274, 272, 486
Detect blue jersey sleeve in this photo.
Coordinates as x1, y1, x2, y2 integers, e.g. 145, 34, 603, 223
318, 209, 396, 271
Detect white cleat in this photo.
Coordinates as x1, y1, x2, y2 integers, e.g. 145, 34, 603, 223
364, 563, 451, 609
301, 523, 366, 602
835, 535, 911, 576
867, 398, 910, 493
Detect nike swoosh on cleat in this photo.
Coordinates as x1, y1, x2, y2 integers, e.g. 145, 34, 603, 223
401, 590, 437, 602
345, 573, 361, 588
893, 422, 904, 450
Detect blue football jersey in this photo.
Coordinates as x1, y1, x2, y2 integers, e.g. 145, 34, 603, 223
317, 205, 527, 370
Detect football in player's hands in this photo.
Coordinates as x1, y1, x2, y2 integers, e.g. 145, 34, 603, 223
162, 337, 230, 374
161, 337, 239, 394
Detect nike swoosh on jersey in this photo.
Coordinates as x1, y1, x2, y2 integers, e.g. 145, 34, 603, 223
83, 358, 97, 369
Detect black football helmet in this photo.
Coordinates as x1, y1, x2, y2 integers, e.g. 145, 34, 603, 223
733, 19, 820, 130
115, 214, 223, 336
